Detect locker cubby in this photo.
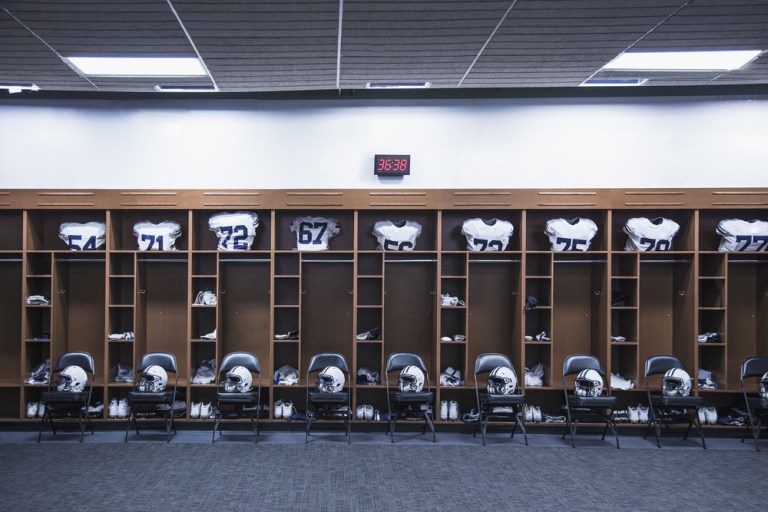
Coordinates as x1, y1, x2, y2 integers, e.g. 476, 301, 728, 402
24, 307, 51, 340
440, 309, 466, 341
612, 209, 695, 252
357, 253, 383, 276
26, 252, 52, 276
192, 253, 217, 276
273, 307, 299, 338
526, 253, 551, 277
526, 209, 608, 252
440, 253, 466, 277
110, 253, 135, 275
192, 277, 217, 298
0, 389, 20, 419
611, 277, 637, 308
699, 278, 726, 308
611, 309, 637, 343
25, 275, 52, 299
524, 344, 551, 388
357, 210, 437, 252
524, 309, 551, 339
699, 253, 726, 277
698, 346, 726, 389
26, 210, 107, 251
273, 343, 300, 382
109, 277, 134, 305
612, 253, 638, 277
353, 387, 388, 421
356, 308, 382, 340
357, 278, 382, 306
0, 259, 22, 384
438, 343, 466, 384
0, 211, 23, 250
698, 310, 725, 342
610, 345, 639, 387
524, 277, 551, 307
440, 277, 466, 303
274, 277, 300, 306
356, 342, 383, 381
110, 210, 189, 251
191, 307, 217, 340
107, 342, 135, 383
190, 343, 217, 382
274, 253, 300, 276
274, 210, 354, 252
108, 307, 134, 337
24, 341, 51, 380
440, 210, 522, 252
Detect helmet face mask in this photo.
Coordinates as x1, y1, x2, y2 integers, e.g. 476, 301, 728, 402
317, 366, 345, 393
662, 368, 691, 397
139, 365, 168, 392
759, 372, 768, 400
574, 369, 603, 397
57, 365, 87, 392
398, 365, 425, 392
487, 366, 517, 395
224, 366, 253, 393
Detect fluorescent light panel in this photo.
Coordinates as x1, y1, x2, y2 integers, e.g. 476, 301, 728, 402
66, 57, 206, 76
603, 50, 761, 71
366, 82, 432, 89
580, 78, 648, 87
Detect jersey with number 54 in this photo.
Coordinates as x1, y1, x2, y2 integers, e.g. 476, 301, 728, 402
545, 218, 598, 252
59, 222, 107, 251
623, 217, 680, 252
133, 221, 182, 251
373, 220, 422, 251
208, 212, 259, 251
717, 219, 768, 252
290, 216, 340, 251
461, 218, 514, 251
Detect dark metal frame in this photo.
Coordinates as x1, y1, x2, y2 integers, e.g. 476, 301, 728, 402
125, 352, 179, 443
212, 351, 262, 443
384, 352, 436, 443
305, 352, 352, 444
473, 353, 527, 446
38, 351, 95, 443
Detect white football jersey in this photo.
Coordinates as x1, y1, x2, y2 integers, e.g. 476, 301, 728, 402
544, 218, 598, 252
59, 222, 106, 251
461, 218, 514, 251
208, 212, 260, 251
290, 216, 340, 251
624, 217, 680, 252
373, 220, 422, 251
133, 221, 182, 251
717, 219, 768, 252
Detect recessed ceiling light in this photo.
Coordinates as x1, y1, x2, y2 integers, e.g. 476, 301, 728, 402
366, 82, 432, 89
65, 57, 207, 77
580, 78, 648, 87
154, 85, 217, 93
0, 83, 40, 94
602, 50, 762, 72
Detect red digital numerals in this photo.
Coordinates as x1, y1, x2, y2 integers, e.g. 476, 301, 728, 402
374, 155, 410, 175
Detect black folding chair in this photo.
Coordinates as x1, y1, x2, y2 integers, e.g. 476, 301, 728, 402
740, 356, 768, 451
305, 352, 351, 444
385, 352, 436, 443
125, 352, 178, 442
38, 351, 95, 443
212, 352, 262, 443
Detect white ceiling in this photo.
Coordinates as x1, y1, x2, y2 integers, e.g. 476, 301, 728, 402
1, 0, 767, 96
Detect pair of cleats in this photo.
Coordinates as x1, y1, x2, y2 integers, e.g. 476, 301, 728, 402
440, 334, 465, 342
275, 330, 298, 340
439, 400, 460, 421
440, 294, 465, 307
273, 399, 296, 420
356, 327, 381, 341
108, 398, 129, 418
626, 405, 650, 424
524, 331, 550, 342
525, 405, 542, 422
698, 406, 718, 425
356, 404, 376, 420
190, 402, 213, 419
610, 335, 627, 342
108, 331, 134, 340
356, 367, 380, 385
26, 401, 45, 418
114, 362, 134, 383
193, 290, 217, 305
698, 332, 722, 343
440, 367, 464, 387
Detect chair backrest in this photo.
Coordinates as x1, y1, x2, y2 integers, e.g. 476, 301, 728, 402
220, 351, 260, 375
474, 353, 515, 377
137, 352, 178, 375
644, 354, 684, 378
741, 357, 768, 382
562, 354, 605, 378
385, 352, 429, 387
53, 351, 95, 375
307, 352, 350, 375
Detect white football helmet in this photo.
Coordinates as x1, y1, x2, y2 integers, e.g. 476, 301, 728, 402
398, 365, 425, 392
487, 366, 517, 395
759, 372, 768, 400
139, 365, 168, 392
574, 369, 604, 397
662, 368, 692, 397
57, 365, 87, 392
224, 366, 253, 393
317, 366, 345, 393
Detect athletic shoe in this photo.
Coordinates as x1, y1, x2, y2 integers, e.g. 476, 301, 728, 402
638, 405, 649, 423
697, 407, 706, 425
462, 409, 480, 424
610, 335, 626, 342
543, 414, 566, 423
108, 331, 134, 340
356, 367, 380, 385
191, 402, 201, 419
356, 327, 381, 340
492, 406, 515, 414
193, 290, 217, 306
524, 405, 533, 422
282, 401, 295, 420
37, 402, 46, 418
440, 336, 452, 342
698, 368, 717, 389
532, 406, 542, 423
274, 399, 284, 419
114, 362, 135, 383
613, 410, 628, 423
274, 330, 298, 340
704, 406, 718, 425
117, 399, 129, 418
440, 294, 465, 307
610, 373, 635, 390
109, 398, 118, 418
448, 401, 459, 421
356, 405, 366, 420
440, 400, 448, 421
627, 405, 639, 424
26, 295, 50, 305
534, 331, 550, 341
611, 291, 626, 307
200, 403, 212, 419
87, 402, 104, 416
363, 404, 374, 420
26, 401, 38, 418
524, 296, 538, 310
200, 328, 217, 340
524, 335, 533, 341
274, 365, 299, 386
452, 334, 466, 342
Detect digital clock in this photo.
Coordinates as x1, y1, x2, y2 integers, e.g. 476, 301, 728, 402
374, 154, 410, 176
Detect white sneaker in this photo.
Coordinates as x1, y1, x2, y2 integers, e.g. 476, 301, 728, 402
363, 404, 374, 420
356, 405, 366, 420
191, 402, 201, 419
282, 401, 295, 420
26, 401, 38, 419
200, 402, 212, 419
108, 398, 118, 418
525, 405, 533, 422
37, 402, 46, 418
448, 401, 459, 421
697, 407, 706, 425
117, 399, 129, 418
704, 406, 718, 425
627, 405, 639, 424
440, 400, 448, 421
637, 405, 649, 424
532, 406, 542, 423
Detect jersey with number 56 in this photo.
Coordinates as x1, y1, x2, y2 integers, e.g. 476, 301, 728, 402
461, 218, 514, 251
624, 217, 680, 252
133, 221, 182, 251
208, 212, 259, 251
545, 218, 598, 252
717, 219, 768, 252
290, 216, 340, 251
373, 220, 422, 251
59, 222, 106, 251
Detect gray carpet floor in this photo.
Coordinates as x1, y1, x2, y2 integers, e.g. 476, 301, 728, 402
2, 429, 768, 511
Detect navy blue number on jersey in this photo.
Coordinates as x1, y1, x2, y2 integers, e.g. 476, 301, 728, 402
141, 234, 165, 251
298, 221, 328, 246
555, 237, 589, 251
220, 225, 249, 250
383, 240, 414, 251
734, 235, 768, 251
472, 238, 503, 251
639, 237, 672, 251
66, 235, 99, 251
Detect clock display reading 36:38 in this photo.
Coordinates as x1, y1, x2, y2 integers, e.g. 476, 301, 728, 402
374, 154, 410, 176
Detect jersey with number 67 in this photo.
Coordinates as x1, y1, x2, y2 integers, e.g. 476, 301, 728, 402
373, 220, 422, 251
133, 221, 182, 251
623, 217, 680, 252
717, 219, 768, 252
290, 216, 340, 251
461, 218, 514, 251
59, 222, 107, 251
545, 218, 598, 251
208, 212, 259, 251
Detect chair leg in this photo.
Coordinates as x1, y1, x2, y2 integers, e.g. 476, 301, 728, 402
480, 415, 487, 446
693, 409, 706, 449
518, 410, 528, 446
37, 411, 46, 443
424, 411, 436, 442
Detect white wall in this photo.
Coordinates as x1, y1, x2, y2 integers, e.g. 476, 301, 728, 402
1, 95, 766, 189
